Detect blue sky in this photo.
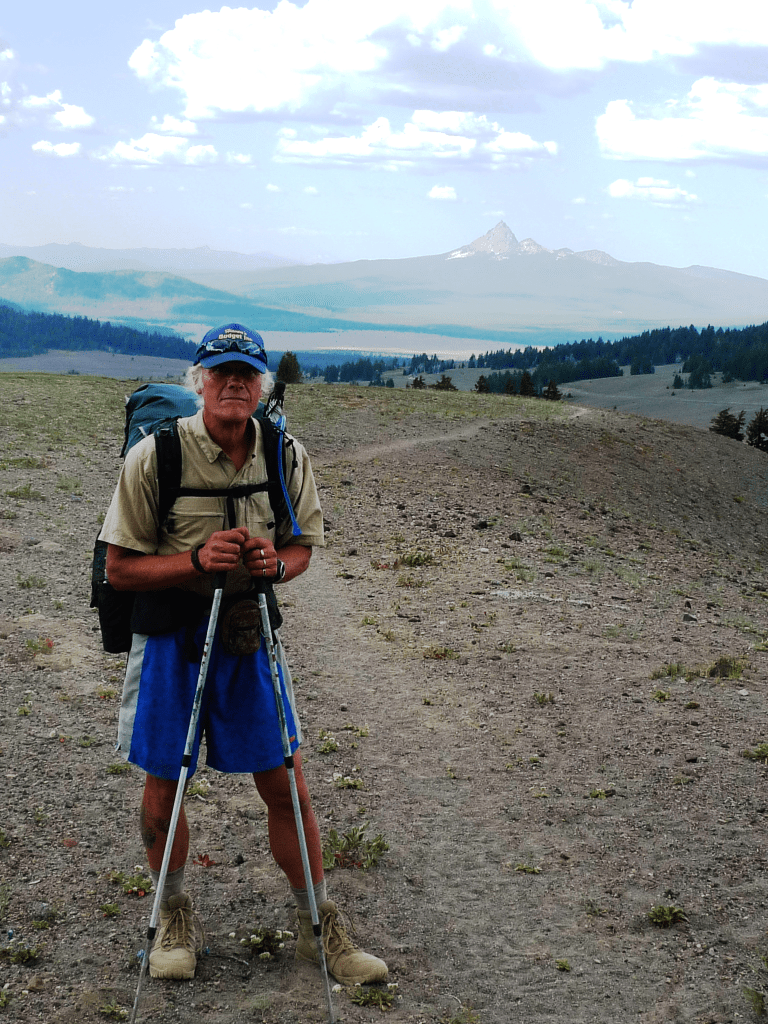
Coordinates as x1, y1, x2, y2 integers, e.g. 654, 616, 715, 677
1, 1, 767, 275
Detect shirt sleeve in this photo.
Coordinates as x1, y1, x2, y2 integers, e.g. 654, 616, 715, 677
98, 436, 161, 554
276, 437, 325, 550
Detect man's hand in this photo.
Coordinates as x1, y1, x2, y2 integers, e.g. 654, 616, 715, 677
195, 528, 250, 573
241, 535, 279, 578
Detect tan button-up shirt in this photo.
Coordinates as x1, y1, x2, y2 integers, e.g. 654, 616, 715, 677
100, 409, 324, 596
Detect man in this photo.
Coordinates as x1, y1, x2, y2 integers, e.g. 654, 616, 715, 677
100, 323, 387, 985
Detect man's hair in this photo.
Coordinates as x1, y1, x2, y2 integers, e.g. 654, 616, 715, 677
184, 364, 275, 408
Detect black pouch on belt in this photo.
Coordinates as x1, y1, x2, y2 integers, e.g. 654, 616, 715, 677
220, 584, 283, 656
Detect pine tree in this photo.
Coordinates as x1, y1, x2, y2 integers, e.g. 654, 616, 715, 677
432, 374, 457, 391
474, 375, 489, 393
746, 408, 768, 453
276, 351, 302, 384
709, 408, 745, 441
519, 370, 536, 397
543, 379, 562, 401
411, 375, 426, 390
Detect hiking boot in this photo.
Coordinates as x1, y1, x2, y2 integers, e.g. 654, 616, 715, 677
149, 893, 204, 980
296, 900, 388, 985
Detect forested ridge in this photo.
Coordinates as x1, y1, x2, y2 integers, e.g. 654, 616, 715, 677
0, 304, 194, 360
466, 320, 768, 389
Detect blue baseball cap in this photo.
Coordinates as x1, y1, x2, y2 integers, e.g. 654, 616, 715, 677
195, 323, 268, 372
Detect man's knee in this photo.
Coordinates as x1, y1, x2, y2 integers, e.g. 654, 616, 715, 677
143, 774, 182, 816
254, 764, 310, 814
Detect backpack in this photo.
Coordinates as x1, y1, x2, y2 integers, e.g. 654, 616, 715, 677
90, 381, 301, 653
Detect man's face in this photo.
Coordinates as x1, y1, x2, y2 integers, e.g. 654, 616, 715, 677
201, 362, 263, 427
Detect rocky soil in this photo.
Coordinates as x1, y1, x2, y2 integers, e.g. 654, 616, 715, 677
1, 375, 768, 1024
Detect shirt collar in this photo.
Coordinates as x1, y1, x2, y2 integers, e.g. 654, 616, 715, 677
187, 409, 257, 464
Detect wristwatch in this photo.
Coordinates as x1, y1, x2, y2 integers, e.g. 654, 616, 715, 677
274, 559, 286, 583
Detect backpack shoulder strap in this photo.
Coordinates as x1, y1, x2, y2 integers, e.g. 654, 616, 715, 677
258, 416, 291, 529
154, 421, 183, 527
153, 416, 300, 536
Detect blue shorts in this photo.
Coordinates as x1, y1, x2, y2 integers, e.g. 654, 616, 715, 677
116, 617, 301, 780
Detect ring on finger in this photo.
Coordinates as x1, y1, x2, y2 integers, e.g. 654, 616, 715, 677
262, 567, 266, 576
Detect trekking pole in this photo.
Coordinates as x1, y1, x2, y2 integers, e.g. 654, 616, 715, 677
129, 572, 227, 1024
255, 584, 336, 1024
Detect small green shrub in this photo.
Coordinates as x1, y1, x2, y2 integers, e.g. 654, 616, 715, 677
706, 655, 745, 679
17, 575, 46, 590
743, 987, 766, 1015
424, 646, 459, 660
651, 662, 685, 679
239, 926, 293, 960
318, 729, 339, 754
396, 574, 426, 588
56, 475, 82, 494
742, 743, 768, 764
648, 905, 687, 927
98, 1001, 128, 1021
332, 773, 363, 790
322, 823, 388, 871
341, 723, 369, 737
349, 987, 396, 1009
5, 484, 45, 501
0, 942, 41, 964
401, 550, 433, 567
109, 870, 152, 897
186, 778, 210, 797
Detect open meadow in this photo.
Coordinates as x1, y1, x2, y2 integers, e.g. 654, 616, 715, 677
1, 375, 768, 1023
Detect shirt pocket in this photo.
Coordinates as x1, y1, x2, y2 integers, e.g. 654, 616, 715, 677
161, 496, 226, 553
243, 491, 277, 543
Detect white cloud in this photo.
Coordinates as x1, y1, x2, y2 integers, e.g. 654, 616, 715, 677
428, 184, 457, 199
571, 196, 587, 204
106, 185, 134, 192
98, 133, 218, 166
597, 78, 768, 161
226, 152, 253, 164
431, 25, 466, 51
607, 176, 699, 205
266, 183, 282, 192
303, 185, 320, 194
54, 103, 95, 130
150, 114, 198, 135
275, 110, 555, 169
31, 140, 81, 157
240, 202, 254, 209
22, 89, 95, 129
126, 0, 768, 128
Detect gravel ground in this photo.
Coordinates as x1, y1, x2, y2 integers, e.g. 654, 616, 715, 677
1, 376, 768, 1024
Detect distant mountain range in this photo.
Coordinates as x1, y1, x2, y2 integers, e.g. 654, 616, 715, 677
0, 242, 300, 274
1, 223, 767, 346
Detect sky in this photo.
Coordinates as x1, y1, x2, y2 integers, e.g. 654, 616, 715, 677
1, 1, 768, 276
